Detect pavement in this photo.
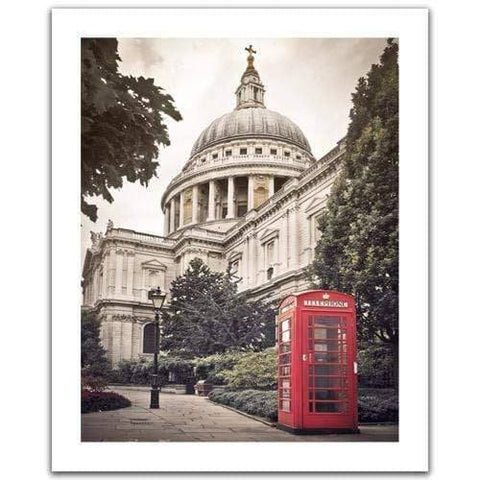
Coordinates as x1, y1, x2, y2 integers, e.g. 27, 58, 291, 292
81, 386, 399, 442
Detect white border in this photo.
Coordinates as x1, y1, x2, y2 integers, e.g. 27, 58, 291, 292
52, 7, 428, 472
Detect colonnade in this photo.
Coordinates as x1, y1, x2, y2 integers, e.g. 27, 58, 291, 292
164, 174, 277, 235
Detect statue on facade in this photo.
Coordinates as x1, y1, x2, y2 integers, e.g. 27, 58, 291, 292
106, 219, 114, 232
90, 231, 102, 251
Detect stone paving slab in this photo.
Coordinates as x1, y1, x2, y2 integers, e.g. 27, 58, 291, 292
81, 387, 398, 442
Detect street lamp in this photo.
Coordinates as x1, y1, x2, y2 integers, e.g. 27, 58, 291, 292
148, 286, 167, 409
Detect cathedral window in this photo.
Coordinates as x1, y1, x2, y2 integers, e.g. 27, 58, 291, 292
237, 201, 247, 217
143, 323, 156, 354
270, 148, 277, 155
240, 148, 247, 155
266, 240, 275, 265
230, 260, 240, 275
296, 154, 302, 160
267, 267, 274, 280
255, 147, 262, 154
225, 149, 232, 157
212, 153, 218, 159
284, 150, 290, 157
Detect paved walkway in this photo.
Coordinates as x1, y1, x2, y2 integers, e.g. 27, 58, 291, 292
81, 386, 398, 442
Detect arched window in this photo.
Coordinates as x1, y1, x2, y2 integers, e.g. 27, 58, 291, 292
143, 323, 156, 354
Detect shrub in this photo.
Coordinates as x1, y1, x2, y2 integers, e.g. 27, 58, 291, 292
194, 351, 244, 385
108, 356, 194, 385
81, 391, 131, 413
209, 389, 278, 421
222, 348, 277, 390
81, 370, 108, 392
358, 344, 397, 388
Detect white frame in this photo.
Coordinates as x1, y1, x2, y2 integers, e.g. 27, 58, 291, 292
52, 7, 428, 472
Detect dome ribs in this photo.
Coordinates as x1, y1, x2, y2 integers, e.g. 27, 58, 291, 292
189, 108, 311, 158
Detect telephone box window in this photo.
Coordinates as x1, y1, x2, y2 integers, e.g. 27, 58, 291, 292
278, 316, 292, 412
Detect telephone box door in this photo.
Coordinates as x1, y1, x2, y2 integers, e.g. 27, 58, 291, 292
301, 311, 356, 429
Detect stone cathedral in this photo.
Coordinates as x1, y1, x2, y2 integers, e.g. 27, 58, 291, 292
82, 47, 346, 366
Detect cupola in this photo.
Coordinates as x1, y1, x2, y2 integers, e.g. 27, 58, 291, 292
235, 45, 266, 110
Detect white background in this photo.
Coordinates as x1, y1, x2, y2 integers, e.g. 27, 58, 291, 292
51, 6, 428, 472
1, 0, 479, 478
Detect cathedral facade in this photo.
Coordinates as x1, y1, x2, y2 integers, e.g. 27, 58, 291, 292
82, 49, 346, 366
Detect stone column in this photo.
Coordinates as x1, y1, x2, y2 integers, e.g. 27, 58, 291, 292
247, 175, 254, 211
111, 320, 122, 366
132, 322, 141, 357
92, 267, 98, 303
141, 268, 147, 302
121, 319, 133, 361
115, 249, 123, 296
269, 176, 275, 197
192, 185, 199, 223
126, 251, 134, 297
179, 191, 185, 227
102, 251, 109, 298
289, 204, 298, 269
207, 180, 216, 221
169, 198, 176, 233
279, 213, 288, 273
248, 233, 257, 287
242, 239, 249, 288
163, 207, 169, 236
226, 176, 235, 219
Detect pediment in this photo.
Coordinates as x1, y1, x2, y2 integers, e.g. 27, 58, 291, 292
259, 228, 279, 244
305, 197, 324, 216
227, 250, 243, 262
141, 259, 167, 271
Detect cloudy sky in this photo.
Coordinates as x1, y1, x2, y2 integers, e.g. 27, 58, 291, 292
81, 37, 387, 256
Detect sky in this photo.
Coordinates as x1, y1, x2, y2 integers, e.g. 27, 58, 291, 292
81, 38, 387, 257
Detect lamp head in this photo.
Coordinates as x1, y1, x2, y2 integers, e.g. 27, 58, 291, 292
148, 286, 166, 310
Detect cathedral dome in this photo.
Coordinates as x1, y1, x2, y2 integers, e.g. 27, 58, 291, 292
190, 107, 312, 158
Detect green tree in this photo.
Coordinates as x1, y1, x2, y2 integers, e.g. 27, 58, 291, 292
308, 39, 399, 355
161, 258, 275, 357
81, 38, 182, 221
81, 310, 110, 378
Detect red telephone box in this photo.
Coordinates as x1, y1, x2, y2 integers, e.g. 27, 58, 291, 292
277, 290, 359, 434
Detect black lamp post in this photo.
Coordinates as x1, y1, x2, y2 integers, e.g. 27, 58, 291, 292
148, 286, 166, 409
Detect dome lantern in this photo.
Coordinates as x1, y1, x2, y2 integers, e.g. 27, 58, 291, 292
235, 45, 266, 110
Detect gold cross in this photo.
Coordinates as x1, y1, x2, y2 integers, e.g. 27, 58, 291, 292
245, 44, 256, 55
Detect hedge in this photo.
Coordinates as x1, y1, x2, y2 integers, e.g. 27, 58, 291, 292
209, 388, 398, 423
358, 388, 398, 423
209, 389, 278, 421
81, 391, 131, 413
